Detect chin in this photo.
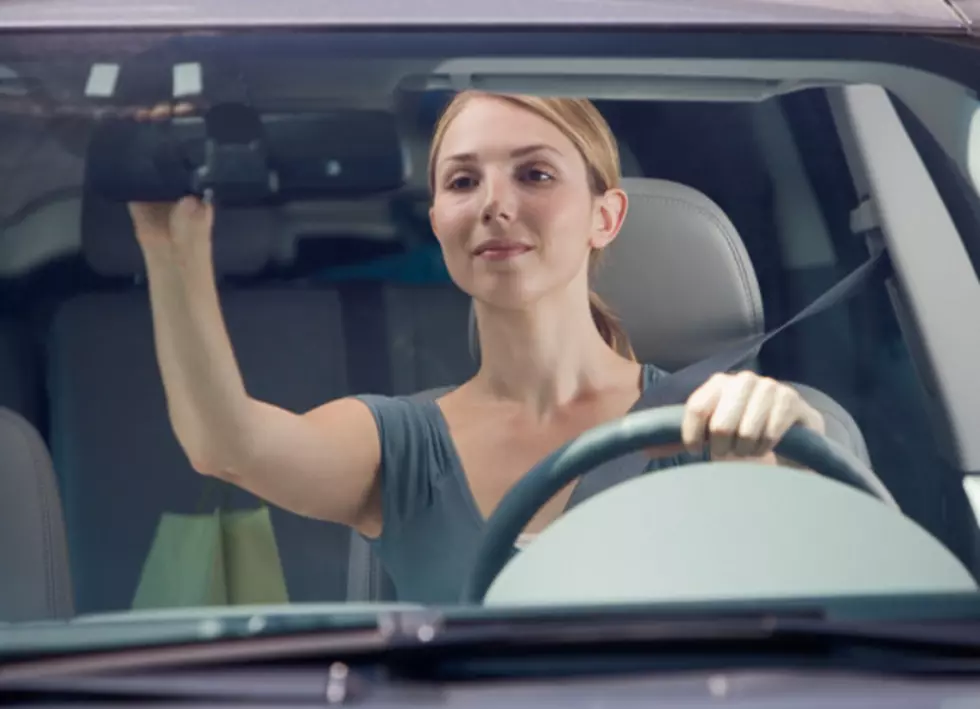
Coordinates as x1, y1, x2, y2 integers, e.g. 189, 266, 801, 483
448, 260, 566, 312
469, 277, 549, 312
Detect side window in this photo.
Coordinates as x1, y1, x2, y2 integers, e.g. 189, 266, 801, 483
781, 89, 976, 568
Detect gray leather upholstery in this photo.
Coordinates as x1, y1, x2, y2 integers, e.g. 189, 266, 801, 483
468, 177, 871, 464
596, 178, 869, 462
594, 178, 765, 371
787, 382, 871, 466
0, 407, 74, 622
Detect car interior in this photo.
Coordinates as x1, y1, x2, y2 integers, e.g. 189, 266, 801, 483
1, 59, 979, 622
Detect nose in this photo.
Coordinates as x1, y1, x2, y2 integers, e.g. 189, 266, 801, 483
480, 168, 516, 225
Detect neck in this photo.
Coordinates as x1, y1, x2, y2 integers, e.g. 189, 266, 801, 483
472, 288, 636, 415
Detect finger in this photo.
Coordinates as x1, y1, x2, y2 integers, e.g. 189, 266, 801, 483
126, 201, 153, 224
174, 195, 210, 224
148, 102, 172, 121
682, 374, 725, 455
189, 195, 215, 228
708, 371, 755, 460
736, 377, 778, 457
763, 385, 805, 451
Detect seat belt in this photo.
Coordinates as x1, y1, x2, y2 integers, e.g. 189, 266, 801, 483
568, 247, 891, 505
637, 247, 890, 410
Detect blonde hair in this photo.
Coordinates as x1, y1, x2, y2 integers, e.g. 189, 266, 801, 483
428, 91, 635, 360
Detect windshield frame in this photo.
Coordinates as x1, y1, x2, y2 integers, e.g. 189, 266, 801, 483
3, 23, 980, 653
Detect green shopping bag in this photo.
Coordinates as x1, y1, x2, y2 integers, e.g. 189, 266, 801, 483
220, 506, 290, 605
132, 508, 228, 609
132, 479, 289, 609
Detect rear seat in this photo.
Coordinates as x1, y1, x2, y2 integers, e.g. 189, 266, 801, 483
381, 285, 474, 395
0, 405, 73, 622
47, 193, 362, 614
0, 316, 40, 426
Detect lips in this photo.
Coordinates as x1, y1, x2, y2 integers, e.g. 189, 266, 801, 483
473, 240, 533, 260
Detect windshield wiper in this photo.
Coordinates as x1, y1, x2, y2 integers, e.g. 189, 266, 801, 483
381, 611, 980, 680
4, 608, 980, 693
0, 663, 382, 704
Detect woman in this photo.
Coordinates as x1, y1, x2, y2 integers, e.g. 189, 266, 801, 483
129, 91, 825, 603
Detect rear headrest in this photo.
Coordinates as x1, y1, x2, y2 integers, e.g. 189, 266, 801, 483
468, 178, 764, 372
593, 178, 764, 371
81, 193, 277, 278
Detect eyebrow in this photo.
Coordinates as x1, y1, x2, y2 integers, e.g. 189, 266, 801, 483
441, 143, 561, 164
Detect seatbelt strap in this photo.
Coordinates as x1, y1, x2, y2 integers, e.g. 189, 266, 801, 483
635, 247, 890, 410
568, 247, 891, 506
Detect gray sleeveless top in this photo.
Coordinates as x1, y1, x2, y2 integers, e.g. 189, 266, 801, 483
354, 363, 707, 604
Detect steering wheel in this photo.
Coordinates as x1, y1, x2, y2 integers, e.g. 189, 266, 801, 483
461, 404, 897, 604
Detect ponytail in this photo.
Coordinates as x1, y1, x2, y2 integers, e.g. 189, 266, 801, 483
589, 290, 635, 360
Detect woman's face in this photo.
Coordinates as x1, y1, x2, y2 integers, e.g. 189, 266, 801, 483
429, 96, 627, 310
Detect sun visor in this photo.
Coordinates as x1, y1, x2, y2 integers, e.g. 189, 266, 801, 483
85, 104, 407, 206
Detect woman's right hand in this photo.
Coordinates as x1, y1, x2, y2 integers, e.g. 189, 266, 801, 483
125, 101, 212, 254
128, 197, 214, 253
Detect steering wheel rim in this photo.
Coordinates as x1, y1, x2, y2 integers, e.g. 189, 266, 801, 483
461, 404, 897, 604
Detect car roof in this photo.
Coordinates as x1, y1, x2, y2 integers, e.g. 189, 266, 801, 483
0, 0, 967, 32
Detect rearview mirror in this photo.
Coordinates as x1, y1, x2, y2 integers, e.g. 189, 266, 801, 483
86, 103, 407, 205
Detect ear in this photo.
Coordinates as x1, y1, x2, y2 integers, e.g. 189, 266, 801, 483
590, 188, 628, 250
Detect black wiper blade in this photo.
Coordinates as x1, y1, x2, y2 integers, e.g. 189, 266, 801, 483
0, 665, 369, 703
5, 607, 980, 687
375, 611, 980, 679
389, 609, 980, 654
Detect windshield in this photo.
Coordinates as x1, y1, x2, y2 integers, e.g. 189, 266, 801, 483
2, 27, 980, 657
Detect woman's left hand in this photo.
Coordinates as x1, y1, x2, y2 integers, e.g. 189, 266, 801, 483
681, 371, 825, 463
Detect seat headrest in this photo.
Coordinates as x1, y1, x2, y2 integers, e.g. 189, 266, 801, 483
81, 192, 277, 278
593, 178, 764, 371
467, 178, 764, 372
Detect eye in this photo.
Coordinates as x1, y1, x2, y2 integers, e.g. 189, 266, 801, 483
445, 172, 478, 191
519, 164, 556, 184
